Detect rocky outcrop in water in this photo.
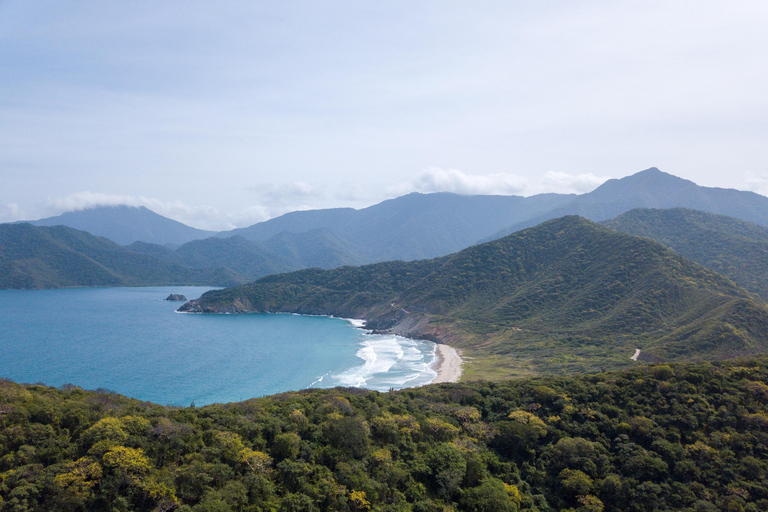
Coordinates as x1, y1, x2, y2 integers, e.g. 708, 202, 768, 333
165, 294, 187, 301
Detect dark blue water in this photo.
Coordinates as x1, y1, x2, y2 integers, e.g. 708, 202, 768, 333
0, 287, 436, 405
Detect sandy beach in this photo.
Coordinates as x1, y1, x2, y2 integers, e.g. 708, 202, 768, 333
431, 343, 463, 383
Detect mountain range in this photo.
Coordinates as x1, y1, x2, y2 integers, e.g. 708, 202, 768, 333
17, 168, 768, 283
5, 167, 768, 297
180, 216, 768, 378
6, 170, 768, 382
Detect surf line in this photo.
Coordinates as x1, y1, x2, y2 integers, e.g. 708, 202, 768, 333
308, 370, 332, 388
341, 317, 462, 385
328, 315, 461, 388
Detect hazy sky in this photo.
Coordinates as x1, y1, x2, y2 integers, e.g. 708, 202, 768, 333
2, 1, 767, 229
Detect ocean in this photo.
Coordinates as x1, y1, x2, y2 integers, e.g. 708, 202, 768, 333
0, 286, 437, 405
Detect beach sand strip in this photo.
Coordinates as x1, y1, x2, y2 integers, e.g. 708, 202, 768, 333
431, 343, 463, 383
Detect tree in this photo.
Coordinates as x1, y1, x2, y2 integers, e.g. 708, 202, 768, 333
423, 443, 467, 499
461, 478, 520, 512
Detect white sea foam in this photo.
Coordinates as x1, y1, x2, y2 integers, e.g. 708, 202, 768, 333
308, 370, 332, 388
331, 333, 437, 391
346, 318, 367, 329
334, 317, 367, 329
332, 335, 402, 387
281, 312, 436, 392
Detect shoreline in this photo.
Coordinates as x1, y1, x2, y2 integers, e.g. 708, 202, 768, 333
431, 343, 463, 383
341, 317, 463, 386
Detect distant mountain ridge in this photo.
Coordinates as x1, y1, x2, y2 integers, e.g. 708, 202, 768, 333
223, 192, 577, 261
127, 228, 363, 281
11, 168, 768, 283
0, 223, 244, 289
27, 205, 216, 246
484, 167, 768, 240
181, 216, 768, 377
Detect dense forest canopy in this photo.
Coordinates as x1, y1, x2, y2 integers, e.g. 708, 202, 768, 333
2, 357, 768, 511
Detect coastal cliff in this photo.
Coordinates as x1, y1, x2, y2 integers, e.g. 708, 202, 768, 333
179, 297, 452, 344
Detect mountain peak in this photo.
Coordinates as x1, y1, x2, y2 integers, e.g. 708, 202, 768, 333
29, 205, 214, 246
596, 167, 697, 191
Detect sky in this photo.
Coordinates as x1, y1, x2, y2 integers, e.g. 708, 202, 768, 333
2, 1, 767, 230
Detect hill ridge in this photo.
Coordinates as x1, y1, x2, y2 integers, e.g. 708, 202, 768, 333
12, 168, 768, 283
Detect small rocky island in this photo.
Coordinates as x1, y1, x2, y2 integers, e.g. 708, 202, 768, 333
165, 294, 187, 301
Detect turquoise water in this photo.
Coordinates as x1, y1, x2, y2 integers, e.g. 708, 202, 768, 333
0, 287, 436, 405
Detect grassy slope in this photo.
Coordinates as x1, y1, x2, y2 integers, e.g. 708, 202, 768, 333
182, 216, 768, 378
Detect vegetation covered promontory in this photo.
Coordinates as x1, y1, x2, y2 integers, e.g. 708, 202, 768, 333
180, 216, 768, 378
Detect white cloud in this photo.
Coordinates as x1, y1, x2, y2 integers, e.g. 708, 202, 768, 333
536, 171, 610, 195
249, 182, 325, 203
391, 167, 529, 196
246, 181, 329, 217
739, 171, 768, 197
0, 203, 24, 223
391, 167, 610, 197
48, 192, 144, 212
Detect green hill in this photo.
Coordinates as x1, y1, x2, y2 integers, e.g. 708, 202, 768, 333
0, 223, 245, 289
180, 216, 768, 377
261, 228, 364, 269
603, 208, 768, 299
2, 358, 768, 511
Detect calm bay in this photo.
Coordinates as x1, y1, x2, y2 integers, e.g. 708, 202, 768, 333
0, 286, 437, 405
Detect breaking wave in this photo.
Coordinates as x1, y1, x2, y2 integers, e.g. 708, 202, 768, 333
329, 332, 437, 392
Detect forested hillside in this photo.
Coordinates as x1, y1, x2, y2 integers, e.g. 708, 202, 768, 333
603, 208, 768, 299
2, 358, 767, 511
181, 216, 768, 377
